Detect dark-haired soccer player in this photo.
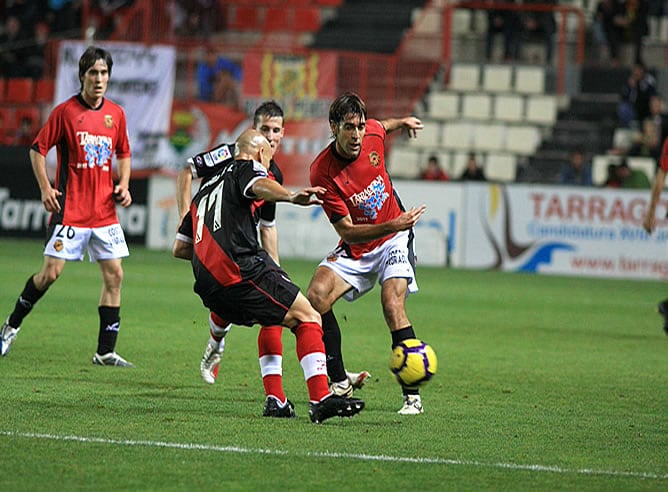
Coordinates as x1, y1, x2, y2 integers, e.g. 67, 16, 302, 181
173, 129, 364, 423
0, 46, 134, 366
307, 92, 428, 414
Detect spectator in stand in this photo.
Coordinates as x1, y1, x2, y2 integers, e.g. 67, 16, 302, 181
14, 116, 37, 146
605, 160, 651, 188
212, 67, 241, 110
197, 49, 242, 102
618, 62, 657, 128
24, 21, 50, 79
46, 0, 81, 37
0, 15, 29, 78
522, 0, 557, 64
618, 0, 650, 64
485, 0, 522, 62
560, 148, 593, 186
593, 0, 624, 66
628, 94, 668, 161
459, 152, 487, 181
420, 155, 449, 181
90, 1, 136, 39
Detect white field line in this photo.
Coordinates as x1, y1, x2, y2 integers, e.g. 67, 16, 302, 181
2, 430, 667, 481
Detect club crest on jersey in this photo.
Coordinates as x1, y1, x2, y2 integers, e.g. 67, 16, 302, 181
53, 240, 64, 252
369, 151, 380, 167
326, 253, 338, 262
104, 115, 113, 128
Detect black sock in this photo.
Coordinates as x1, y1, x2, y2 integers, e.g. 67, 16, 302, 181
97, 306, 120, 355
321, 310, 347, 383
391, 325, 416, 347
392, 326, 420, 396
8, 276, 48, 328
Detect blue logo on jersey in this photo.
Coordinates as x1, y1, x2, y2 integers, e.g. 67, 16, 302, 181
350, 175, 389, 220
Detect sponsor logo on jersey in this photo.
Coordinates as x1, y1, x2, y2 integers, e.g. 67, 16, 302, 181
54, 239, 64, 252
369, 151, 380, 167
211, 144, 232, 164
104, 115, 113, 128
349, 175, 389, 220
203, 153, 213, 167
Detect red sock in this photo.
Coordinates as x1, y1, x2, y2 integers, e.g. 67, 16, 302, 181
258, 325, 286, 402
295, 322, 329, 403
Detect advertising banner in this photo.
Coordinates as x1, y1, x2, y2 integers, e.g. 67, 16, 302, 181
54, 41, 176, 169
242, 52, 336, 121
460, 183, 668, 279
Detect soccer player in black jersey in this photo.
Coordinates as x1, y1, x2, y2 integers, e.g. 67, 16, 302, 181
173, 129, 364, 423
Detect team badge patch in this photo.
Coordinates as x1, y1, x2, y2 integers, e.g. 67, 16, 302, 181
369, 151, 380, 167
326, 253, 338, 262
104, 115, 113, 128
53, 240, 64, 252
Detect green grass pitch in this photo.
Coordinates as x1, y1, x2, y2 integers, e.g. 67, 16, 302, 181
0, 238, 666, 490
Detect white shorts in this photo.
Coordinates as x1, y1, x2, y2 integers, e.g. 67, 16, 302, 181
43, 223, 129, 262
318, 229, 418, 302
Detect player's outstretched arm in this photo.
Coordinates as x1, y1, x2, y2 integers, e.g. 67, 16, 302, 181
252, 178, 325, 206
176, 166, 194, 219
643, 167, 667, 234
380, 116, 424, 138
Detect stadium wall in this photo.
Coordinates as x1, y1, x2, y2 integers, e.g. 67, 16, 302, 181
2, 159, 666, 280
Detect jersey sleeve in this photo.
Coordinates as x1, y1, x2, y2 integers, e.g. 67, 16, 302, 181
31, 103, 65, 155
311, 161, 349, 223
115, 108, 131, 159
237, 159, 269, 199
660, 137, 668, 172
188, 143, 236, 179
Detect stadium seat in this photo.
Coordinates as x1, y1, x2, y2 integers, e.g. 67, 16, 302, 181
387, 145, 422, 178
451, 151, 472, 177
493, 94, 524, 122
15, 107, 40, 127
0, 106, 16, 132
485, 153, 517, 182
472, 123, 505, 152
525, 95, 558, 126
482, 65, 513, 93
293, 7, 321, 32
229, 6, 261, 30
627, 156, 656, 182
514, 66, 545, 94
505, 125, 541, 155
427, 92, 459, 121
263, 7, 290, 31
6, 78, 34, 104
407, 121, 440, 148
461, 93, 492, 120
592, 154, 619, 185
0, 78, 5, 102
34, 78, 55, 104
448, 64, 480, 92
442, 121, 474, 150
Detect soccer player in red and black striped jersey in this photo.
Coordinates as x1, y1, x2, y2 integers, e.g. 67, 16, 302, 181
642, 136, 668, 335
0, 46, 134, 366
173, 129, 364, 423
307, 92, 428, 415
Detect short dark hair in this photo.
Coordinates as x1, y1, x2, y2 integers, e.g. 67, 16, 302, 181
329, 92, 367, 126
78, 46, 113, 90
253, 100, 284, 128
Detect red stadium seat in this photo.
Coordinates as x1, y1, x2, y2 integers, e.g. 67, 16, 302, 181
34, 78, 55, 104
263, 7, 290, 32
6, 78, 34, 104
229, 6, 261, 30
293, 8, 321, 32
0, 106, 16, 144
0, 78, 5, 103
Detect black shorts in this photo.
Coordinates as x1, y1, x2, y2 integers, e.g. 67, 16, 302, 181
197, 260, 300, 327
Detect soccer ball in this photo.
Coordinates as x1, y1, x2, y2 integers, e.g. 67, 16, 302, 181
389, 338, 437, 387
